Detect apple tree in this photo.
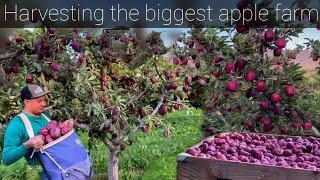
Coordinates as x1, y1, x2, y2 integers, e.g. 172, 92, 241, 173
0, 28, 189, 180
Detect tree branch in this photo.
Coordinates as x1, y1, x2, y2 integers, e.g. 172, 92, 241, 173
124, 91, 166, 141
154, 64, 166, 83
40, 72, 49, 92
215, 110, 228, 125
311, 127, 320, 137
259, 30, 265, 77
127, 87, 149, 105
105, 136, 117, 152
151, 93, 165, 116
0, 51, 18, 61
74, 120, 90, 131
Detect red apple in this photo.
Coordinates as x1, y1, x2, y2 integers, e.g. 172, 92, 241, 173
303, 121, 313, 130
188, 40, 194, 48
159, 105, 168, 116
11, 65, 20, 74
236, 21, 249, 34
106, 50, 113, 57
172, 57, 180, 65
198, 79, 206, 86
170, 82, 178, 90
262, 117, 272, 132
25, 73, 35, 83
273, 48, 282, 57
15, 35, 24, 43
170, 72, 177, 79
270, 92, 281, 104
195, 62, 201, 69
173, 103, 183, 110
175, 71, 181, 77
236, 104, 242, 111
99, 76, 107, 82
223, 92, 229, 98
52, 74, 60, 81
51, 63, 60, 71
3, 66, 11, 74
150, 76, 157, 84
246, 88, 258, 98
164, 70, 172, 79
255, 115, 263, 122
291, 110, 298, 117
312, 54, 319, 61
101, 84, 108, 91
213, 54, 223, 64
245, 71, 256, 82
184, 76, 192, 85
256, 80, 266, 92
227, 80, 238, 92
292, 121, 302, 130
180, 56, 188, 66
143, 125, 150, 133
234, 58, 247, 72
78, 56, 86, 64
197, 44, 205, 52
275, 37, 287, 49
224, 62, 234, 74
165, 82, 172, 90
290, 53, 297, 59
165, 82, 177, 90
212, 70, 221, 78
48, 28, 56, 34
225, 105, 232, 112
264, 30, 275, 42
163, 129, 171, 138
259, 100, 269, 110
284, 85, 296, 97
183, 85, 192, 92
71, 40, 81, 52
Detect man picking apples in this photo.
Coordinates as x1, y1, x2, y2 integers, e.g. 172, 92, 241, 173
1, 84, 74, 179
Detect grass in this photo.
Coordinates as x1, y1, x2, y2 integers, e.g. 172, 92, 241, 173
0, 108, 203, 180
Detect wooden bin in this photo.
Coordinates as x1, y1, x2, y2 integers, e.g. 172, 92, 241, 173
177, 132, 320, 180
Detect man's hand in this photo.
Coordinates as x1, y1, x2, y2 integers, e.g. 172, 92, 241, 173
23, 135, 44, 149
63, 119, 74, 128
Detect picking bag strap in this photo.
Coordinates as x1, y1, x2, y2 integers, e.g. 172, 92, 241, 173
41, 113, 51, 122
18, 113, 35, 138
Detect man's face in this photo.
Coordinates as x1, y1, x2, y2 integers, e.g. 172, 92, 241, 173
24, 96, 47, 114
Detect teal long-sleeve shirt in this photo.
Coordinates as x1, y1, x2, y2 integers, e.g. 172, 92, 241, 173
1, 112, 50, 166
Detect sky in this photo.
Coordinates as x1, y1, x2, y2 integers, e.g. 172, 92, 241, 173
145, 28, 320, 50
288, 28, 320, 50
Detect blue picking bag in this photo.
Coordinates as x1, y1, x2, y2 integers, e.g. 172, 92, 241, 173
18, 113, 93, 180
38, 130, 93, 180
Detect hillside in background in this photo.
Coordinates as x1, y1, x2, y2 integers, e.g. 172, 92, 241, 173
266, 50, 319, 77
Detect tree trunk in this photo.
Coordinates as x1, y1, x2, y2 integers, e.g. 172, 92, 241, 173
108, 151, 119, 180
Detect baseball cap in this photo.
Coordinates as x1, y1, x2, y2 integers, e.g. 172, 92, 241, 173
21, 84, 50, 101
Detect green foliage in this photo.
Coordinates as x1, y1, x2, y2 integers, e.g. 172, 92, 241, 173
120, 109, 202, 172
297, 78, 320, 122
0, 159, 41, 180
141, 156, 176, 180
